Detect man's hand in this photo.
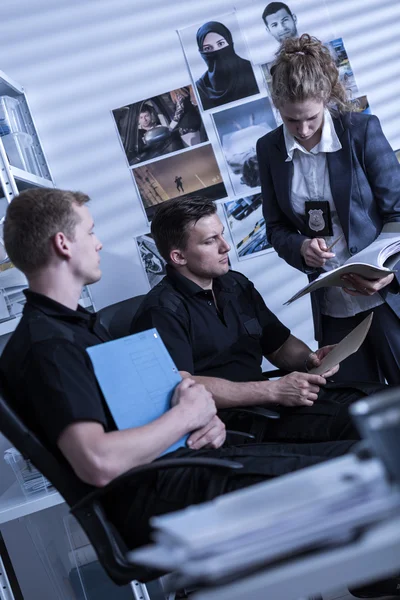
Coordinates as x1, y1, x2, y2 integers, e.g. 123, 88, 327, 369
301, 238, 335, 268
306, 345, 339, 378
172, 378, 217, 431
341, 272, 394, 296
268, 372, 327, 407
187, 415, 226, 450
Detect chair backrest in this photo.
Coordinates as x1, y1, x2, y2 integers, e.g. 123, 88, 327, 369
0, 378, 147, 585
0, 377, 92, 506
98, 295, 146, 340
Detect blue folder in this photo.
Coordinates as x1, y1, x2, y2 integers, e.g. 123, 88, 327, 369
86, 328, 187, 455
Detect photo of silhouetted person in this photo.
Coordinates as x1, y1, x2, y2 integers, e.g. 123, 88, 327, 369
175, 176, 184, 193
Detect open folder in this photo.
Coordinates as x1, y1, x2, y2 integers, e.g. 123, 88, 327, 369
285, 223, 400, 305
86, 328, 187, 455
309, 312, 373, 375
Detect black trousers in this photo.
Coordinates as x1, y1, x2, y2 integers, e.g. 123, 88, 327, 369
320, 304, 400, 385
224, 381, 388, 444
113, 439, 354, 549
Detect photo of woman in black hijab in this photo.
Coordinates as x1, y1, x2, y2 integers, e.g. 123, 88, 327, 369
195, 21, 259, 110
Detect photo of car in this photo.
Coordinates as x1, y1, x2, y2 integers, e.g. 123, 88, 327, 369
238, 218, 271, 256
228, 194, 262, 220
224, 195, 273, 261
136, 233, 167, 288
113, 86, 208, 167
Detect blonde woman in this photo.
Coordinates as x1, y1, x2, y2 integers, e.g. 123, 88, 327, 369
257, 34, 400, 384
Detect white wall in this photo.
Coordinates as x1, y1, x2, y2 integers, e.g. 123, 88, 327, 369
0, 0, 399, 597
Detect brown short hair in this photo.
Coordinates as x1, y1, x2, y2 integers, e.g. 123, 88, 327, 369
270, 34, 352, 112
151, 196, 217, 263
4, 187, 89, 275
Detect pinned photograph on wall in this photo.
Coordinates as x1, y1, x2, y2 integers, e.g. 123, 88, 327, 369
325, 38, 358, 99
236, 0, 335, 66
178, 12, 260, 112
132, 144, 227, 220
112, 85, 208, 167
213, 97, 276, 196
350, 95, 371, 114
136, 233, 166, 289
223, 194, 272, 261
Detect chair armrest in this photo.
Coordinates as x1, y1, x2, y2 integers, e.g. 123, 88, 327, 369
71, 457, 244, 511
220, 405, 280, 421
226, 429, 255, 443
241, 405, 280, 420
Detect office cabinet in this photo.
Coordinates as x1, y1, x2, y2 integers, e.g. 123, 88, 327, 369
0, 69, 94, 337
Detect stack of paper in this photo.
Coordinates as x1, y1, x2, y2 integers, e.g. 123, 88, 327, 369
129, 454, 400, 587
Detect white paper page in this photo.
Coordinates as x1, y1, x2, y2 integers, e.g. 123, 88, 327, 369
309, 313, 373, 375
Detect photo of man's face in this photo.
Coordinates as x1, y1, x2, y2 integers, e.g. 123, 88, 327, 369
263, 3, 298, 43
236, 0, 334, 66
139, 111, 153, 130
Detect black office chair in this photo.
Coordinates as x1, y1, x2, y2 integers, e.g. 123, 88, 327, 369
98, 296, 282, 442
0, 378, 244, 599
98, 295, 147, 341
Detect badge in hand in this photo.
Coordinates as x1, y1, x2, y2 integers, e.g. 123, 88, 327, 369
304, 200, 333, 237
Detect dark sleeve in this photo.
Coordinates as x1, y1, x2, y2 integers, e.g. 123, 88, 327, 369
363, 115, 400, 223
25, 339, 108, 446
132, 307, 195, 373
363, 116, 400, 293
257, 136, 310, 273
246, 278, 291, 356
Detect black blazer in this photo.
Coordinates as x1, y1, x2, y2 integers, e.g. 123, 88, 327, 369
256, 111, 400, 340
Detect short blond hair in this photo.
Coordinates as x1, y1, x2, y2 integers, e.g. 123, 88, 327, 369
4, 187, 89, 275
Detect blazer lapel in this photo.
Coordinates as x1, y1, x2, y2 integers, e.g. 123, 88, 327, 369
327, 115, 352, 241
273, 131, 305, 231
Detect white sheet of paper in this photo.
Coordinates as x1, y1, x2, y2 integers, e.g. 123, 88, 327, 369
309, 313, 373, 375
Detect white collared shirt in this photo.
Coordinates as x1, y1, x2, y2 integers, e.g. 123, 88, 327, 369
284, 109, 383, 317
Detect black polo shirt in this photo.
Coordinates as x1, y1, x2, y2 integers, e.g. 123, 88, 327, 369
131, 266, 290, 382
0, 290, 114, 459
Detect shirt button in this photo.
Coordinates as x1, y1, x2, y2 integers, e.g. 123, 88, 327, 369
350, 246, 358, 254
207, 300, 213, 306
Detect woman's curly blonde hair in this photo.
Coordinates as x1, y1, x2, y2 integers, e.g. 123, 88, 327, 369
270, 34, 353, 112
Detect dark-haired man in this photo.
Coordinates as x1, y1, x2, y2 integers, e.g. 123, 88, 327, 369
131, 196, 386, 445
262, 2, 298, 43
0, 188, 355, 550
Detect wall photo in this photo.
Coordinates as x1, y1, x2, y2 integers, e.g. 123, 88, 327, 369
351, 95, 371, 114
112, 85, 208, 166
132, 144, 227, 220
237, 0, 335, 65
178, 12, 260, 112
224, 194, 272, 260
213, 97, 276, 196
136, 233, 166, 289
325, 37, 358, 99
